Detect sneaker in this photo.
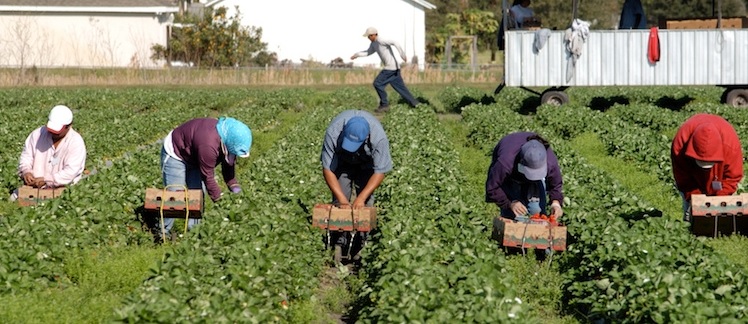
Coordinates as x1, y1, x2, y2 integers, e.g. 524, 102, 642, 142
375, 105, 390, 113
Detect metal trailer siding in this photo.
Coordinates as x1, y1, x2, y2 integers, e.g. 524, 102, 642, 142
504, 29, 748, 87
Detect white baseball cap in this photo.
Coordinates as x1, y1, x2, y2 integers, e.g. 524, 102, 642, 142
363, 27, 378, 37
47, 105, 73, 134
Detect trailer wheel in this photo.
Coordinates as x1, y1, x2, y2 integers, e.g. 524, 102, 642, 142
540, 90, 569, 106
725, 89, 748, 108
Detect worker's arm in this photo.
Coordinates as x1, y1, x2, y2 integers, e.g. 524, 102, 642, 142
352, 173, 385, 209
323, 168, 349, 206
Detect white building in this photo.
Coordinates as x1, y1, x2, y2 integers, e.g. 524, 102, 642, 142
0, 0, 177, 68
209, 0, 436, 70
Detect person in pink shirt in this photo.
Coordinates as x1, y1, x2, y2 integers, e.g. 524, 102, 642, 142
17, 105, 87, 189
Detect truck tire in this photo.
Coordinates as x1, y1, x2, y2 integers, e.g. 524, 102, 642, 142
724, 89, 748, 108
540, 90, 569, 106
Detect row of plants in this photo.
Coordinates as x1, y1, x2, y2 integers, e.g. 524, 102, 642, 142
356, 107, 529, 322
0, 88, 306, 296
114, 101, 347, 321
461, 100, 748, 322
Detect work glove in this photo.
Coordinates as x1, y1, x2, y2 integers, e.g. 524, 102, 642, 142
550, 202, 563, 218
510, 201, 528, 217
229, 184, 242, 194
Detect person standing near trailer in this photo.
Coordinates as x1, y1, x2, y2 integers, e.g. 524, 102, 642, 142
619, 0, 647, 29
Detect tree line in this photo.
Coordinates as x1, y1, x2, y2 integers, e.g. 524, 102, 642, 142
154, 1, 747, 68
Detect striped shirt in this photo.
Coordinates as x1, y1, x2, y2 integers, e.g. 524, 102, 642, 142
321, 110, 392, 174
352, 38, 406, 71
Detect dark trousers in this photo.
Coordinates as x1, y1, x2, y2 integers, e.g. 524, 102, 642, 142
373, 69, 419, 107
328, 164, 374, 254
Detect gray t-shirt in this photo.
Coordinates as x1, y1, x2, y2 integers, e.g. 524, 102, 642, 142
352, 38, 406, 71
321, 110, 392, 174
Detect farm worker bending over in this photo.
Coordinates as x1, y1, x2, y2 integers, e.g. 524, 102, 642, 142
160, 117, 252, 234
486, 132, 564, 219
320, 110, 392, 257
671, 113, 743, 221
17, 105, 87, 191
351, 27, 420, 113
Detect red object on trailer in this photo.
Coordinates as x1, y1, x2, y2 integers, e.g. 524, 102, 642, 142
647, 27, 660, 64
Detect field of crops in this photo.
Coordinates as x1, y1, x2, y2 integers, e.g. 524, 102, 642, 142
0, 85, 747, 323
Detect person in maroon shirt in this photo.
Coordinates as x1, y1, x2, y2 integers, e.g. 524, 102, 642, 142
159, 117, 252, 237
671, 113, 743, 221
486, 132, 564, 219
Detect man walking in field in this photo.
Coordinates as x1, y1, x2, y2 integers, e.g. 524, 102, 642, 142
351, 27, 420, 113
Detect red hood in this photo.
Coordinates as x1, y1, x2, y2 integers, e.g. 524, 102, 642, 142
684, 123, 723, 162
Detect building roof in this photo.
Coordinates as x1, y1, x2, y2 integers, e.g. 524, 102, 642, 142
411, 0, 436, 10
0, 0, 178, 13
205, 0, 435, 10
0, 0, 174, 6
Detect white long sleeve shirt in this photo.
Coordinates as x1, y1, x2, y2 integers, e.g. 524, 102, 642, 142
352, 38, 406, 71
18, 127, 87, 187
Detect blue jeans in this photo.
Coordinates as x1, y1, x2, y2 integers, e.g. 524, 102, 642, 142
160, 148, 202, 234
680, 192, 690, 221
373, 69, 419, 107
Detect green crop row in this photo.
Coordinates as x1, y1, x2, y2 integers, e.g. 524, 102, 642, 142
356, 107, 529, 322
462, 100, 748, 322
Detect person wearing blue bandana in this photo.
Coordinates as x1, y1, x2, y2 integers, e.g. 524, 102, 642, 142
320, 110, 392, 260
159, 117, 252, 236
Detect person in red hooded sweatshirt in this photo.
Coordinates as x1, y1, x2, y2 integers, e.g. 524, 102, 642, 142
671, 113, 744, 221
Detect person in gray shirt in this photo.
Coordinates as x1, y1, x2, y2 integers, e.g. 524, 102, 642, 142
320, 110, 392, 261
351, 27, 420, 113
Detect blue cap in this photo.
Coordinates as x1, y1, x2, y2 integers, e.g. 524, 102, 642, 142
517, 140, 547, 181
216, 117, 252, 158
341, 117, 370, 152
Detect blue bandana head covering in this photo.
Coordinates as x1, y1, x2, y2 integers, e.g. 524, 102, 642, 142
216, 117, 252, 158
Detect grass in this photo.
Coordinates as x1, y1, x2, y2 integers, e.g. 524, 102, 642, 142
570, 132, 682, 219
2, 66, 502, 88
0, 245, 167, 323
504, 256, 578, 324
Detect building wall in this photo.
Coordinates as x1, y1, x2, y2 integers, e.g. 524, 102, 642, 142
0, 12, 170, 68
219, 0, 429, 70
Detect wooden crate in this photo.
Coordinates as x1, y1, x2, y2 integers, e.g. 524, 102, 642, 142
691, 214, 748, 237
311, 204, 377, 232
144, 188, 203, 218
691, 194, 748, 216
491, 217, 567, 251
659, 17, 748, 29
17, 186, 65, 206
690, 194, 748, 237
